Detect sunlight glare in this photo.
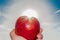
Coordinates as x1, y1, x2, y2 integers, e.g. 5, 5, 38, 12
21, 9, 38, 18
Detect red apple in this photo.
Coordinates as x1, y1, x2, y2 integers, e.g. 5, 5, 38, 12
15, 16, 40, 40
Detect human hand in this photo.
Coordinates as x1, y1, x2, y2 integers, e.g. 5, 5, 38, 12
10, 28, 43, 40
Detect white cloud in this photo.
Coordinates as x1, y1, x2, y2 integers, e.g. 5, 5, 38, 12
0, 0, 60, 40
55, 10, 60, 14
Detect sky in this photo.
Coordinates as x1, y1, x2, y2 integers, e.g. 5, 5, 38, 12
0, 0, 60, 40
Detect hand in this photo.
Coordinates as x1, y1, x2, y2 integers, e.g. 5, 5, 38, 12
10, 28, 43, 40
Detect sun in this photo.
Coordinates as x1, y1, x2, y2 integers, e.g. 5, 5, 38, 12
21, 9, 38, 18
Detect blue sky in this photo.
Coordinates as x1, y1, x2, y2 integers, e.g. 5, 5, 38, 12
0, 0, 10, 6
47, 0, 60, 22
0, 0, 60, 9
0, 0, 60, 40
48, 0, 60, 23
0, 0, 13, 25
0, 0, 13, 13
0, 0, 60, 12
0, 0, 60, 23
48, 0, 60, 10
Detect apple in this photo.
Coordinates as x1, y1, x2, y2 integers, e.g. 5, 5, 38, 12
15, 16, 40, 40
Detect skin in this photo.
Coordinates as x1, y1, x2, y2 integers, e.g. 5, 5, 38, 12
10, 28, 43, 40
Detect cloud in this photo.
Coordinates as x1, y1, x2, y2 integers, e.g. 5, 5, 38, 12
0, 0, 13, 6
0, 0, 60, 40
0, 16, 6, 25
55, 10, 60, 14
53, 10, 60, 22
0, 0, 14, 13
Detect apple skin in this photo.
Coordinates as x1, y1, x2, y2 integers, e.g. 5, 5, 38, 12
15, 16, 40, 40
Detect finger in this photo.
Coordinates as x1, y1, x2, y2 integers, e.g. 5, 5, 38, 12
36, 39, 42, 40
10, 29, 15, 36
10, 29, 26, 40
10, 29, 16, 39
37, 34, 43, 39
40, 28, 43, 33
10, 29, 19, 37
